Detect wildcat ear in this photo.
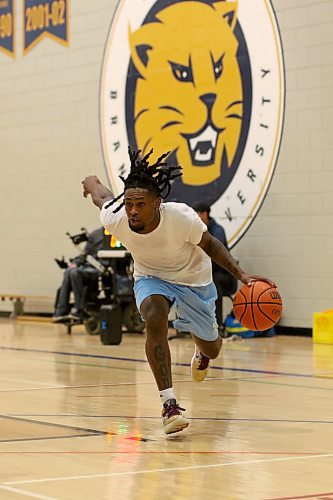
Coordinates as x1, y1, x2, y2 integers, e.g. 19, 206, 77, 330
213, 0, 238, 32
128, 23, 164, 78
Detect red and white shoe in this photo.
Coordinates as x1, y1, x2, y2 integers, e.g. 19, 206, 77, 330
161, 399, 189, 435
191, 350, 210, 382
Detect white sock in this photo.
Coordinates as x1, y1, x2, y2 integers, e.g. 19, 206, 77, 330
159, 388, 176, 405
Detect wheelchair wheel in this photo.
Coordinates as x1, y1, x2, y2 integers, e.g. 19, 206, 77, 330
123, 301, 145, 333
84, 314, 100, 335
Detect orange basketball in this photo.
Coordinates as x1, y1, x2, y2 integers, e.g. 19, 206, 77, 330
233, 281, 283, 331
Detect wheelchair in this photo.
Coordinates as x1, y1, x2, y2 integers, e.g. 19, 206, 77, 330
54, 229, 145, 336
61, 261, 145, 336
80, 261, 145, 337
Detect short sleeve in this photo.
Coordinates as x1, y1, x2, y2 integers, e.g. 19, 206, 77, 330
186, 207, 207, 245
100, 202, 123, 233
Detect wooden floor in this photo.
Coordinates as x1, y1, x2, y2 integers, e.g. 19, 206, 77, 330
0, 319, 333, 499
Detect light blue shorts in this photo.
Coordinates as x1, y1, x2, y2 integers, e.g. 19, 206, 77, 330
134, 276, 219, 341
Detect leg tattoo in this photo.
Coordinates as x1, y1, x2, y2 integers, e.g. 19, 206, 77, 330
154, 344, 171, 389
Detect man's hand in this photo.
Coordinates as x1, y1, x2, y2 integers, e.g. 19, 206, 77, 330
240, 273, 276, 287
82, 176, 101, 198
81, 176, 113, 209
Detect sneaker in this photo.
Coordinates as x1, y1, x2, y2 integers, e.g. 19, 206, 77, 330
191, 349, 210, 382
66, 313, 82, 322
52, 315, 68, 323
67, 308, 82, 322
161, 399, 189, 435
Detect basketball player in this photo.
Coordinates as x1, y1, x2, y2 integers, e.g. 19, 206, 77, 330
82, 148, 274, 435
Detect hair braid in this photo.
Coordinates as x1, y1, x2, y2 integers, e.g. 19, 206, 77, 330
104, 147, 182, 212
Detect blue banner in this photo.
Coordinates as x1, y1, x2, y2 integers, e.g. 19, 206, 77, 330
24, 0, 69, 54
0, 0, 15, 58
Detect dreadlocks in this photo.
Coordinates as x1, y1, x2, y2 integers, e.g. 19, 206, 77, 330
104, 147, 183, 213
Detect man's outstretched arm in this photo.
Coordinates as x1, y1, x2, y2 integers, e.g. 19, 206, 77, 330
82, 176, 113, 209
198, 231, 275, 286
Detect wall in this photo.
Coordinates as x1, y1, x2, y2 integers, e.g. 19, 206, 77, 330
0, 0, 117, 311
234, 0, 333, 327
0, 0, 332, 326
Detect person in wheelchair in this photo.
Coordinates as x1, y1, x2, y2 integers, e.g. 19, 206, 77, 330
192, 202, 237, 334
53, 227, 105, 323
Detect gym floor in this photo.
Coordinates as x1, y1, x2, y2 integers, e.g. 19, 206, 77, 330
0, 319, 333, 500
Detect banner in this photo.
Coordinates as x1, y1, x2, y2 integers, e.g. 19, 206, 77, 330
23, 0, 69, 54
0, 0, 15, 58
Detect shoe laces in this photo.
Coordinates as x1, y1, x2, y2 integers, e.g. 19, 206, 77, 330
163, 399, 186, 418
197, 352, 210, 371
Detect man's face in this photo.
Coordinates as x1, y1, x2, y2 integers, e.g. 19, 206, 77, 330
197, 210, 209, 225
124, 188, 161, 233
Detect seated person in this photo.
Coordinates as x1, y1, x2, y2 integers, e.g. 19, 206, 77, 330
53, 227, 105, 323
192, 202, 236, 332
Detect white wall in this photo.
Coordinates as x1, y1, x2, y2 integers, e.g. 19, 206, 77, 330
0, 0, 117, 309
235, 0, 333, 327
0, 0, 332, 327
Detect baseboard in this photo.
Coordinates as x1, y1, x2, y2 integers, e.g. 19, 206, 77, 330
22, 312, 52, 318
0, 311, 52, 319
16, 315, 52, 323
274, 325, 312, 337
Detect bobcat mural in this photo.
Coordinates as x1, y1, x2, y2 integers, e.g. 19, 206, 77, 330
128, 0, 244, 190
101, 0, 284, 242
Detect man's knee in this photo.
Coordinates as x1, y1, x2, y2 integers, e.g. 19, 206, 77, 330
209, 343, 222, 359
196, 337, 222, 359
67, 267, 79, 278
68, 267, 84, 286
144, 309, 168, 332
140, 296, 169, 333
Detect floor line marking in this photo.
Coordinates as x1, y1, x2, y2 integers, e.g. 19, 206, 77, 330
0, 345, 317, 379
0, 414, 107, 436
0, 451, 328, 456
0, 376, 63, 388
267, 492, 333, 500
0, 434, 101, 444
239, 378, 333, 392
0, 381, 160, 394
5, 414, 333, 424
5, 453, 333, 486
0, 374, 282, 394
0, 483, 56, 500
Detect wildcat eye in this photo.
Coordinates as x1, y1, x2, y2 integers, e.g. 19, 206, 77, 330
169, 61, 193, 83
213, 54, 225, 81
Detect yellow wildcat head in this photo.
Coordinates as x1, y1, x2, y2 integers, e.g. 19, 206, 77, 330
129, 0, 242, 186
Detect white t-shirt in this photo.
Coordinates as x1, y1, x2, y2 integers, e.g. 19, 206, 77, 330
100, 201, 212, 287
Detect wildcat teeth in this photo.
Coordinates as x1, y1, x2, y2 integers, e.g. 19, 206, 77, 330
189, 125, 218, 151
195, 148, 212, 161
188, 125, 218, 162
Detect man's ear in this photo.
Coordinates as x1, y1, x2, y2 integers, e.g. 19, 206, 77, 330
128, 23, 164, 78
155, 197, 162, 209
213, 0, 238, 32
